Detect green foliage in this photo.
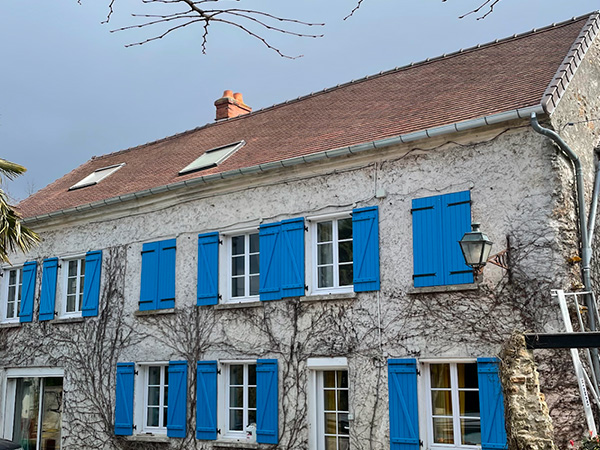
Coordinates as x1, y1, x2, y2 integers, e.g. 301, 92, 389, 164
576, 433, 600, 450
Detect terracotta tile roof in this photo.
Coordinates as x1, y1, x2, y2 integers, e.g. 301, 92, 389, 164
18, 13, 597, 220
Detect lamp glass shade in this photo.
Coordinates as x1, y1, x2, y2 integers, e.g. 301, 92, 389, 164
459, 223, 493, 269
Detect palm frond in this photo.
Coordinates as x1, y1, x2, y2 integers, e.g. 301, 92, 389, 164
0, 188, 39, 263
0, 158, 26, 181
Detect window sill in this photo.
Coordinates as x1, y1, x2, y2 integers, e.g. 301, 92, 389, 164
126, 434, 169, 443
53, 316, 85, 324
215, 300, 263, 310
214, 440, 271, 449
0, 321, 21, 329
408, 283, 479, 294
134, 308, 176, 317
301, 292, 357, 303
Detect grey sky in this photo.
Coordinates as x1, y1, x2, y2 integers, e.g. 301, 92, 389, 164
0, 1, 596, 201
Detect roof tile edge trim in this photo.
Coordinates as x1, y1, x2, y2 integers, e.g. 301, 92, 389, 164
542, 11, 600, 114
23, 104, 545, 225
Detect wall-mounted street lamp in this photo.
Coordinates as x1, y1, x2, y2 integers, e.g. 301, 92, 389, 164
459, 223, 494, 271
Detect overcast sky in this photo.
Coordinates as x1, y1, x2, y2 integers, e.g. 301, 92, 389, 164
0, 1, 596, 201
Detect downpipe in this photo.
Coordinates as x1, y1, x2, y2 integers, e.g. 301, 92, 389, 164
530, 112, 600, 391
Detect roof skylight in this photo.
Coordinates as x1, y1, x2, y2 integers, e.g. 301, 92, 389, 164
69, 163, 125, 190
179, 140, 245, 175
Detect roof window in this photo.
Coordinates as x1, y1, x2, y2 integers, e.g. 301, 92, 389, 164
179, 141, 245, 175
69, 163, 125, 190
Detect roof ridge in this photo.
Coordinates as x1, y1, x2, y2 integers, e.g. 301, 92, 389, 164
88, 12, 599, 165
541, 11, 600, 113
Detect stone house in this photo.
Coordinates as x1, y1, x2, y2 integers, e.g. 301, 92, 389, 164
1, 11, 600, 450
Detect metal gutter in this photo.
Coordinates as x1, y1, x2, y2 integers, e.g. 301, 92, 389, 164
22, 104, 545, 225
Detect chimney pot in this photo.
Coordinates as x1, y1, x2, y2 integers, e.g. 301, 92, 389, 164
215, 90, 252, 121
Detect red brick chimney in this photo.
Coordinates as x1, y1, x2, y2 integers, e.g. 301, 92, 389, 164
215, 90, 252, 121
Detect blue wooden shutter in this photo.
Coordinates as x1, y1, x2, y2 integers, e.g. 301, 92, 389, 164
140, 242, 159, 310
281, 218, 305, 298
158, 239, 176, 309
412, 196, 444, 287
256, 359, 279, 444
477, 358, 508, 450
388, 359, 420, 450
39, 257, 58, 321
167, 360, 188, 438
19, 261, 37, 323
82, 250, 102, 317
441, 191, 473, 285
259, 222, 282, 301
115, 362, 135, 436
353, 206, 380, 292
197, 232, 219, 306
196, 361, 218, 440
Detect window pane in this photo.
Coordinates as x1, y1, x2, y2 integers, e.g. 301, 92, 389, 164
250, 276, 259, 296
338, 241, 353, 263
148, 367, 161, 385
318, 243, 333, 265
318, 266, 333, 288
338, 413, 349, 435
67, 278, 77, 296
232, 256, 245, 276
9, 269, 16, 285
325, 412, 337, 433
147, 407, 159, 427
148, 387, 160, 406
68, 260, 77, 277
7, 302, 15, 318
230, 387, 243, 407
337, 371, 348, 388
339, 436, 350, 450
248, 387, 256, 409
248, 408, 256, 425
8, 286, 15, 302
461, 419, 481, 445
13, 378, 40, 445
230, 409, 243, 431
66, 295, 76, 313
248, 364, 256, 385
232, 277, 245, 297
430, 364, 451, 388
164, 367, 169, 386
339, 264, 353, 287
324, 371, 335, 388
338, 390, 349, 412
80, 259, 85, 275
433, 417, 454, 444
325, 436, 337, 450
459, 391, 480, 417
318, 222, 333, 242
230, 365, 243, 385
458, 363, 478, 389
431, 390, 452, 415
250, 254, 259, 274
40, 378, 63, 450
249, 233, 259, 253
324, 389, 336, 410
232, 236, 244, 255
163, 406, 168, 428
338, 218, 352, 240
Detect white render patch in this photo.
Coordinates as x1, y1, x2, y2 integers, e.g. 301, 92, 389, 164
69, 163, 125, 190
179, 140, 245, 175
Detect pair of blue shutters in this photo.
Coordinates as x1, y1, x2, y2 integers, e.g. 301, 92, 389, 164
115, 361, 188, 438
19, 251, 103, 322
115, 359, 279, 444
140, 239, 176, 310
412, 191, 473, 287
388, 358, 507, 450
196, 206, 380, 305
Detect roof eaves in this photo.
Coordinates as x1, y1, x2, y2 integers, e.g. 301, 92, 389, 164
23, 103, 545, 225
542, 11, 600, 114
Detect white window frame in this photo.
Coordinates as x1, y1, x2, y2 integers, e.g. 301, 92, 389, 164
421, 360, 481, 450
220, 227, 260, 304
218, 360, 257, 440
2, 265, 23, 323
134, 362, 169, 435
61, 255, 86, 318
307, 212, 353, 295
307, 358, 350, 450
1, 367, 65, 444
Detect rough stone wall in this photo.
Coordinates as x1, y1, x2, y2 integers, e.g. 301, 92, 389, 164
0, 122, 582, 449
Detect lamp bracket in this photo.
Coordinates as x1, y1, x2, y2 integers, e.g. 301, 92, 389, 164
487, 249, 508, 270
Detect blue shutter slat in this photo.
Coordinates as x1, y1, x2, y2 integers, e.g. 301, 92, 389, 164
196, 361, 218, 440
388, 359, 420, 450
140, 242, 159, 310
259, 222, 282, 301
412, 196, 444, 287
19, 261, 37, 323
281, 218, 305, 298
115, 362, 135, 436
478, 358, 508, 450
158, 239, 176, 309
82, 250, 102, 317
197, 232, 219, 306
442, 191, 473, 285
256, 359, 278, 444
352, 206, 380, 292
39, 258, 58, 321
167, 361, 188, 438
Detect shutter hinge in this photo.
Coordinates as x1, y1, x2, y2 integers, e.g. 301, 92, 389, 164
134, 370, 139, 375
218, 294, 223, 300
217, 428, 221, 435
304, 226, 309, 232
416, 369, 421, 376
447, 200, 471, 207
305, 285, 309, 291
410, 206, 434, 213
0, 272, 3, 277
419, 440, 423, 447
449, 270, 472, 275
54, 311, 58, 317
219, 240, 223, 245
133, 425, 137, 431
217, 368, 222, 375
413, 273, 435, 279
